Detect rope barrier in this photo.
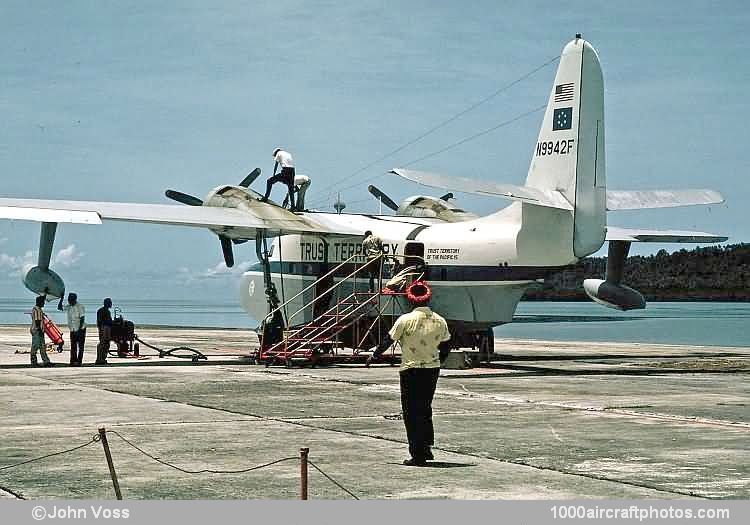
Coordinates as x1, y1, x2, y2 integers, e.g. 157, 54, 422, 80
307, 460, 360, 500
0, 428, 360, 500
109, 430, 297, 475
0, 434, 99, 472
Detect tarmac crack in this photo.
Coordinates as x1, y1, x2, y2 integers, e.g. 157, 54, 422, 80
243, 368, 750, 430
11, 370, 721, 499
3, 368, 737, 499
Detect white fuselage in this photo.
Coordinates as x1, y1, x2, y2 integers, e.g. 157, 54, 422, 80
239, 202, 577, 330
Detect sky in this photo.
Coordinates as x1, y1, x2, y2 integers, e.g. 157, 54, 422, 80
1, 0, 748, 302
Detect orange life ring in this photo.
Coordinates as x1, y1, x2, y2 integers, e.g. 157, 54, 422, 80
406, 281, 432, 305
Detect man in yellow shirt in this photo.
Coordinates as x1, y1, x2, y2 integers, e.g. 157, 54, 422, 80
368, 281, 451, 466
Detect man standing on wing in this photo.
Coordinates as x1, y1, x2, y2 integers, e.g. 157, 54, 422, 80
282, 174, 311, 211
261, 148, 297, 210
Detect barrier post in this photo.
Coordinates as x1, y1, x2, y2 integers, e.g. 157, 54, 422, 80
300, 447, 309, 500
98, 427, 122, 500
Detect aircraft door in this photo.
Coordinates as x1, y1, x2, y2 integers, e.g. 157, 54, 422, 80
404, 242, 425, 268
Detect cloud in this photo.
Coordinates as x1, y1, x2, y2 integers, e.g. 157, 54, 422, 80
53, 244, 84, 267
178, 260, 254, 282
0, 244, 84, 276
0, 250, 35, 277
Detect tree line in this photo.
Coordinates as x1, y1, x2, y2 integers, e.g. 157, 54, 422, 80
524, 243, 750, 301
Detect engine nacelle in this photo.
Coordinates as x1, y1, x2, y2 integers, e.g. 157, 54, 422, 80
397, 196, 477, 222
23, 266, 65, 299
583, 279, 645, 311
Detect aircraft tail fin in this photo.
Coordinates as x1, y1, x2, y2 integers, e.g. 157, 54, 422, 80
525, 36, 606, 258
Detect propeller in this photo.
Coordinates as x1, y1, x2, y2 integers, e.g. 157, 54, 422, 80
367, 185, 399, 211
440, 192, 454, 201
219, 235, 235, 268
166, 168, 263, 269
238, 167, 262, 188
165, 190, 203, 206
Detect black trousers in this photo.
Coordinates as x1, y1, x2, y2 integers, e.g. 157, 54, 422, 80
69, 329, 86, 365
364, 257, 380, 292
264, 167, 296, 209
96, 326, 111, 364
400, 367, 440, 460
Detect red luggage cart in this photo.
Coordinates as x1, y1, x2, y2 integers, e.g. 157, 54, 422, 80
42, 314, 65, 353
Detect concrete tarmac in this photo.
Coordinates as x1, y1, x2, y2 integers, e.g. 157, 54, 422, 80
0, 325, 748, 500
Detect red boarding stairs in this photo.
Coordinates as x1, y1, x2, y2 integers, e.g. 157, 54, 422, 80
257, 253, 418, 367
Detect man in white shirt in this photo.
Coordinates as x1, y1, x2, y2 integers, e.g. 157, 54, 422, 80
262, 148, 297, 210
58, 292, 86, 366
282, 174, 311, 211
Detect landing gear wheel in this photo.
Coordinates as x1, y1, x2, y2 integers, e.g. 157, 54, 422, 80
478, 327, 494, 364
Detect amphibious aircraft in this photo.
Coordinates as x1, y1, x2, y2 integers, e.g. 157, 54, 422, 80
0, 36, 726, 350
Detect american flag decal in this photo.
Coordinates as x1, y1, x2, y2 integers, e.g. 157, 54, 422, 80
554, 83, 574, 103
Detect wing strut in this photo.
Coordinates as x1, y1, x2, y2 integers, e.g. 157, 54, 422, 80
255, 230, 285, 351
23, 222, 66, 301
583, 241, 645, 311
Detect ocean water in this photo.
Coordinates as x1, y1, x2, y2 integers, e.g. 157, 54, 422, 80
0, 298, 252, 330
2, 298, 748, 348
503, 301, 750, 347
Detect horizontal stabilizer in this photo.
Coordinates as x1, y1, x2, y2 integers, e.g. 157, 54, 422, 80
390, 169, 573, 210
606, 189, 724, 211
606, 226, 727, 243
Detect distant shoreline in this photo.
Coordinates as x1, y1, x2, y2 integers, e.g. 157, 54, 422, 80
529, 243, 750, 302
522, 296, 750, 302
0, 323, 255, 330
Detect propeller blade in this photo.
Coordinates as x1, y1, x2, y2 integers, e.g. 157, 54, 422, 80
165, 190, 203, 206
367, 185, 399, 211
219, 235, 234, 268
440, 192, 454, 201
239, 168, 262, 188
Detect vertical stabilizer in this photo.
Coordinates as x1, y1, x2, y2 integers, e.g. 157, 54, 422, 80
525, 36, 606, 258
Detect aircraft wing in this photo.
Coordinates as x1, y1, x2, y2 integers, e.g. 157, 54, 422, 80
390, 169, 573, 210
0, 197, 361, 236
606, 226, 727, 243
606, 189, 724, 211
